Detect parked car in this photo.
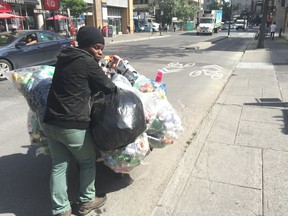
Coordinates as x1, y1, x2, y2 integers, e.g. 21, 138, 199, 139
143, 23, 160, 32
0, 30, 75, 80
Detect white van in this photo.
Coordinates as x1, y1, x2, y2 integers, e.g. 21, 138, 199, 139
146, 18, 160, 32
235, 19, 247, 30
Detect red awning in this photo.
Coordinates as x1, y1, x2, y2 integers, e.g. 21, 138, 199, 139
0, 2, 12, 13
0, 12, 26, 19
47, 14, 68, 20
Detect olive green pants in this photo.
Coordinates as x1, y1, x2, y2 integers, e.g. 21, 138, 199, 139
43, 123, 96, 215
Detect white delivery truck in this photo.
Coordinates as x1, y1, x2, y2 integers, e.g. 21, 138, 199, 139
197, 10, 223, 35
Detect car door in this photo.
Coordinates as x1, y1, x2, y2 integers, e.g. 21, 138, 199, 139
10, 34, 44, 68
36, 32, 68, 65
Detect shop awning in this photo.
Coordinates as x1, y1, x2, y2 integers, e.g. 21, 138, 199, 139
0, 2, 12, 12
24, 0, 39, 4
1, 0, 38, 5
0, 12, 26, 19
47, 15, 68, 20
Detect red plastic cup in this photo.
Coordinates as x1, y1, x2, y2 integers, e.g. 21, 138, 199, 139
155, 70, 163, 82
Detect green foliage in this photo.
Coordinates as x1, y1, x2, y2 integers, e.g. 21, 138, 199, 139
156, 0, 199, 23
208, 1, 221, 10
217, 1, 241, 21
61, 0, 86, 18
222, 1, 231, 21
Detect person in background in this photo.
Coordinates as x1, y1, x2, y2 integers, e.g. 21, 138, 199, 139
26, 34, 38, 45
43, 26, 117, 216
173, 23, 177, 32
270, 22, 276, 40
164, 23, 168, 33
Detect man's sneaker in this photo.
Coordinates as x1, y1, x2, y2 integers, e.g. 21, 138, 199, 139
76, 195, 107, 216
55, 208, 71, 216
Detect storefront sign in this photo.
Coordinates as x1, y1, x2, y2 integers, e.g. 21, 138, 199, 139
44, 0, 59, 10
2, 0, 24, 4
0, 2, 12, 12
34, 9, 48, 13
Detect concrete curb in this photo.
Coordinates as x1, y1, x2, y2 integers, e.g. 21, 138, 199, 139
151, 37, 253, 216
106, 34, 170, 45
185, 36, 228, 50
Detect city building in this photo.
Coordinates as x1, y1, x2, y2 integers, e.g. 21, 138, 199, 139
273, 0, 288, 39
0, 0, 134, 35
84, 0, 134, 35
0, 0, 39, 30
230, 0, 253, 13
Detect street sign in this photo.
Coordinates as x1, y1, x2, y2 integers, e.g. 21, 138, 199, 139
149, 7, 154, 15
33, 9, 48, 14
44, 0, 60, 10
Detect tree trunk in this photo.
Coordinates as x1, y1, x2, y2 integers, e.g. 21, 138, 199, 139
257, 0, 269, 48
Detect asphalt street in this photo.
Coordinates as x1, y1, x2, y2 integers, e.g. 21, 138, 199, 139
0, 29, 263, 216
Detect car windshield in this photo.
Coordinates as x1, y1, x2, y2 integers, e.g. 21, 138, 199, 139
200, 19, 213, 23
0, 31, 25, 46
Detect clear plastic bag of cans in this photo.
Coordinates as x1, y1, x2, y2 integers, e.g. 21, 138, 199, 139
100, 133, 150, 173
5, 65, 55, 123
27, 110, 49, 156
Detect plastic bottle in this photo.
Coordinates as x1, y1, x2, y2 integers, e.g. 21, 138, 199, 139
155, 70, 163, 82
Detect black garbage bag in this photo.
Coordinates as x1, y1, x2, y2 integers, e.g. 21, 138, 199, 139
90, 88, 146, 151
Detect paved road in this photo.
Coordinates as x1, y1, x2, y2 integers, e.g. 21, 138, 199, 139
0, 31, 254, 216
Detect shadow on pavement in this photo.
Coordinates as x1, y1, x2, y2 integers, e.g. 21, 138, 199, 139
0, 146, 51, 216
0, 146, 133, 216
243, 98, 288, 135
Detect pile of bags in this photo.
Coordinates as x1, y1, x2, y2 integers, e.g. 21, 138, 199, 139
5, 56, 182, 173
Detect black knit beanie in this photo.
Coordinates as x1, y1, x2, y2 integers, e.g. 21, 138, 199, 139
76, 26, 105, 48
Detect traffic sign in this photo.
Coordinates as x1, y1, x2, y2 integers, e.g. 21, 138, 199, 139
33, 9, 48, 13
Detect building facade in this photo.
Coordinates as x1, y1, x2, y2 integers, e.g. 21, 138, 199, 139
0, 0, 39, 30
274, 0, 288, 39
84, 0, 134, 35
0, 0, 134, 35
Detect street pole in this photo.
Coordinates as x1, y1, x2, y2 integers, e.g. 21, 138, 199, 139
228, 0, 232, 37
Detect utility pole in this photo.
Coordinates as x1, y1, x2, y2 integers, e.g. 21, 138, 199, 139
228, 0, 232, 37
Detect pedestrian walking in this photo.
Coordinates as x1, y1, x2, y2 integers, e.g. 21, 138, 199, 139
270, 22, 276, 40
173, 23, 177, 32
43, 26, 117, 216
164, 23, 168, 33
159, 24, 162, 36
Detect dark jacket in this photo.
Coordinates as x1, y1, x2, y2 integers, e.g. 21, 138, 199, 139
43, 46, 116, 129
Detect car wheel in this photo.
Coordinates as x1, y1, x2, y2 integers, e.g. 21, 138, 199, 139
0, 59, 12, 81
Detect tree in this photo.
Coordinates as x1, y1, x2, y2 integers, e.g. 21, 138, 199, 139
61, 0, 86, 18
257, 0, 269, 48
208, 1, 221, 10
175, 0, 198, 21
152, 0, 199, 24
222, 1, 231, 21
220, 1, 240, 21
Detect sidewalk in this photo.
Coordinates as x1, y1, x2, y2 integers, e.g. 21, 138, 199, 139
152, 37, 288, 216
